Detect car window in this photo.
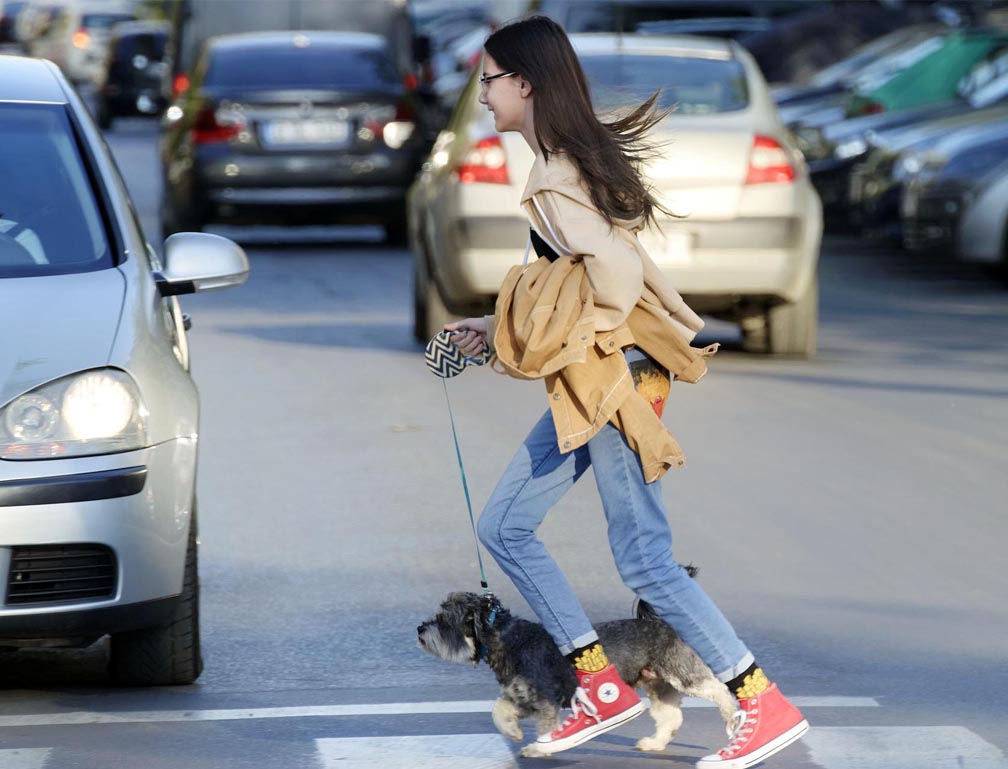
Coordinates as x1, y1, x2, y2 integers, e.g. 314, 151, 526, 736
116, 31, 167, 60
81, 12, 135, 30
959, 45, 1008, 106
204, 42, 400, 89
581, 54, 749, 114
0, 104, 112, 278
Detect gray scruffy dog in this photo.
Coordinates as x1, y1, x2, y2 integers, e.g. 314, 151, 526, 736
417, 586, 739, 757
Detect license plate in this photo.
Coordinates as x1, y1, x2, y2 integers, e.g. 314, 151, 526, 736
261, 119, 350, 147
640, 230, 693, 267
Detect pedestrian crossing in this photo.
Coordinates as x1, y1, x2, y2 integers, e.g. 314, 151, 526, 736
1, 700, 1005, 769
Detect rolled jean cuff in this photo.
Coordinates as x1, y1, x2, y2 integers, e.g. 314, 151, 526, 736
714, 652, 755, 684
557, 629, 600, 657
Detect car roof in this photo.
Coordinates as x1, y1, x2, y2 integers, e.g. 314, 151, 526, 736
206, 30, 388, 54
0, 55, 67, 103
568, 33, 737, 60
111, 19, 169, 38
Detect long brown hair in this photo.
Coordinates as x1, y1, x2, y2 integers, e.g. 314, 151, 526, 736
484, 15, 670, 228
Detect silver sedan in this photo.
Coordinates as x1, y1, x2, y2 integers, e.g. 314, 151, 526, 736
0, 54, 248, 684
408, 34, 823, 356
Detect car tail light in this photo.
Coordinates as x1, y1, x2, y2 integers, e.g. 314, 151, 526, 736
71, 28, 89, 49
862, 101, 885, 115
190, 106, 244, 144
172, 72, 190, 98
403, 72, 418, 92
363, 102, 416, 149
746, 135, 795, 185
456, 136, 509, 185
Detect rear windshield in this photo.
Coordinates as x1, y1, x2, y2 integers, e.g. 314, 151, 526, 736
582, 54, 749, 114
204, 42, 400, 89
0, 105, 111, 278
82, 12, 136, 29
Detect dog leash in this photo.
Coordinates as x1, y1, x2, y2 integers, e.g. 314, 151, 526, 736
439, 377, 492, 597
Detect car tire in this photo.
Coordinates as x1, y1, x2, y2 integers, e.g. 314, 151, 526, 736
742, 274, 818, 358
108, 506, 203, 686
96, 100, 113, 131
412, 243, 454, 344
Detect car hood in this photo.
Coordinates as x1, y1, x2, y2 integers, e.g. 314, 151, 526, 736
0, 269, 126, 408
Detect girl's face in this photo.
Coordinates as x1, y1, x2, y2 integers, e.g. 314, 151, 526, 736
478, 53, 529, 133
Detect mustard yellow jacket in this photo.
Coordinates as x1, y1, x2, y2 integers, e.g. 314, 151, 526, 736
487, 153, 716, 482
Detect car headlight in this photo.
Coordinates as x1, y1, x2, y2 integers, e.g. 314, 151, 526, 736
834, 137, 868, 161
0, 369, 149, 460
893, 153, 926, 182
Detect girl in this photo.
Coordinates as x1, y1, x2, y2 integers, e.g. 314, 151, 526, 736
446, 16, 808, 768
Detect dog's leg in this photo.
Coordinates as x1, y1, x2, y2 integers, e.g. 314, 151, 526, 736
686, 677, 741, 736
491, 697, 524, 742
636, 681, 683, 752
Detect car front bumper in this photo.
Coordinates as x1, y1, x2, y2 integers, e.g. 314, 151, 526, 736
0, 438, 196, 642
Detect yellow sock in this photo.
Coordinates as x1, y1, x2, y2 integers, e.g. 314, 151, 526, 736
570, 642, 609, 673
735, 667, 771, 699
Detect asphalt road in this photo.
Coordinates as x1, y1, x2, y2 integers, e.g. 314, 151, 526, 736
0, 118, 1005, 769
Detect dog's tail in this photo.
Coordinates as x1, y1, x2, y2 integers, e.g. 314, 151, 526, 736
633, 564, 699, 620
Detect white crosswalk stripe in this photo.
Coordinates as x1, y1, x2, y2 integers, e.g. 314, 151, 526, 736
315, 734, 514, 769
804, 726, 1008, 769
0, 748, 51, 769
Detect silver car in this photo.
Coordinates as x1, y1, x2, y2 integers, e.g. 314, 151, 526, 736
408, 34, 822, 356
0, 55, 248, 684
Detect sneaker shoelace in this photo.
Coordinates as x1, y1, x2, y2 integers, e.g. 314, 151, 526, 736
560, 686, 600, 728
721, 707, 759, 756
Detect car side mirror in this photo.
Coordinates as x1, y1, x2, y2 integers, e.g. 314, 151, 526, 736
154, 232, 249, 296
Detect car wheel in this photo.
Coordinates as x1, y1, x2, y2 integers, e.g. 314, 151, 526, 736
96, 100, 113, 131
160, 201, 204, 239
108, 505, 203, 686
412, 243, 453, 344
385, 209, 409, 246
741, 274, 818, 358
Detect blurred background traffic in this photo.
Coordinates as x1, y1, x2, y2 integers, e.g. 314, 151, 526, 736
3, 0, 1007, 358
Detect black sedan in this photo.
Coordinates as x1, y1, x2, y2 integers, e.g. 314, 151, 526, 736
159, 31, 426, 242
95, 20, 170, 129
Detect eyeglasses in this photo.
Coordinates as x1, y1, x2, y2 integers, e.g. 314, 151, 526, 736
479, 71, 517, 90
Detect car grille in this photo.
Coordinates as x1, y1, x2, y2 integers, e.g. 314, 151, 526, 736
6, 545, 117, 605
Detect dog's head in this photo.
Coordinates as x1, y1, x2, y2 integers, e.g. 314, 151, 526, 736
417, 591, 508, 666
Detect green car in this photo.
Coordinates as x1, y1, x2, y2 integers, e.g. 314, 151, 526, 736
848, 29, 1008, 116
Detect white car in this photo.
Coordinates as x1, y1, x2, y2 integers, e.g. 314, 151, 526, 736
408, 34, 823, 356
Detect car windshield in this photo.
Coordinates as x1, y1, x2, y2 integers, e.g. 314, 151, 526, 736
116, 31, 166, 60
581, 54, 749, 114
204, 42, 400, 89
0, 104, 112, 278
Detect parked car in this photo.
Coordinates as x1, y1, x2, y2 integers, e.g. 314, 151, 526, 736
19, 0, 136, 85
846, 28, 1008, 117
95, 20, 169, 129
408, 34, 823, 356
0, 54, 249, 684
159, 31, 426, 242
794, 32, 1008, 216
901, 121, 1008, 267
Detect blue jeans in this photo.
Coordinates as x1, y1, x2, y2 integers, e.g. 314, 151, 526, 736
477, 409, 754, 682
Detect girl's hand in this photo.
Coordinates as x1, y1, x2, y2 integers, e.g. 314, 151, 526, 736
444, 318, 488, 357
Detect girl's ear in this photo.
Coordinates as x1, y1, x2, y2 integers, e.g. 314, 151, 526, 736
519, 77, 533, 97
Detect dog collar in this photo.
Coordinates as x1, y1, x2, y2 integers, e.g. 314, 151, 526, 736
476, 594, 501, 663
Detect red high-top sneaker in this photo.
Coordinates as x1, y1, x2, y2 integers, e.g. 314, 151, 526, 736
533, 663, 646, 755
697, 683, 809, 769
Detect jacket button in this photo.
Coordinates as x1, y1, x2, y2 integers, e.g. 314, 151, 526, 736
563, 441, 571, 449
609, 341, 615, 347
553, 393, 561, 400
580, 335, 587, 341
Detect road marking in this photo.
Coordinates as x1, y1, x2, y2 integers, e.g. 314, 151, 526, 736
0, 696, 877, 728
0, 748, 51, 769
805, 726, 1008, 769
315, 734, 515, 769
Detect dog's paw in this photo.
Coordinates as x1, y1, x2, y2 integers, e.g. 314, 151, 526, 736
520, 743, 550, 758
635, 736, 671, 752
